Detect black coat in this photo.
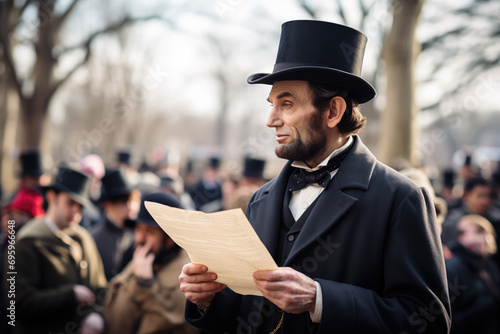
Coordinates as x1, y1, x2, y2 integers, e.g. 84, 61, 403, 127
9, 218, 107, 334
446, 243, 500, 334
90, 217, 134, 281
186, 137, 451, 333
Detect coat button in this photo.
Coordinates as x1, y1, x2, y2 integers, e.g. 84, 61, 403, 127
288, 234, 295, 242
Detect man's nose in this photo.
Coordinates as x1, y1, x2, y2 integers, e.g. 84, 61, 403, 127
266, 107, 283, 128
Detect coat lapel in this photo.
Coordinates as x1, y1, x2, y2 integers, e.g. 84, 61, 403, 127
248, 162, 294, 259
284, 136, 377, 266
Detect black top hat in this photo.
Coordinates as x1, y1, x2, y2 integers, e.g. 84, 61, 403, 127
99, 169, 133, 201
248, 20, 376, 104
209, 157, 221, 169
43, 166, 91, 208
129, 192, 182, 228
117, 150, 131, 165
19, 151, 44, 177
443, 169, 456, 188
243, 157, 266, 179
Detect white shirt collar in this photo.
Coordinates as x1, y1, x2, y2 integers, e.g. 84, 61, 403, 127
291, 136, 353, 172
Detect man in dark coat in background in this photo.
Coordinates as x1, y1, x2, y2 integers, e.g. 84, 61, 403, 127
179, 20, 451, 333
104, 192, 199, 334
9, 165, 107, 334
189, 157, 223, 213
91, 169, 135, 280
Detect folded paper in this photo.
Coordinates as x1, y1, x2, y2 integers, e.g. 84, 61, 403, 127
145, 202, 278, 296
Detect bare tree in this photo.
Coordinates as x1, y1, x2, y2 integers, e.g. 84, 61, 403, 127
379, 0, 425, 167
0, 0, 164, 152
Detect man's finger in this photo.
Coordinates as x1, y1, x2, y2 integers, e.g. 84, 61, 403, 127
181, 263, 209, 275
180, 271, 218, 284
253, 269, 284, 281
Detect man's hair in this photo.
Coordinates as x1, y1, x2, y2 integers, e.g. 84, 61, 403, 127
464, 177, 490, 194
43, 188, 61, 211
458, 214, 497, 254
309, 82, 366, 136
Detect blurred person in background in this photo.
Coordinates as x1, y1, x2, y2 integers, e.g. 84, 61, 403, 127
224, 157, 268, 212
442, 177, 500, 267
238, 157, 268, 188
91, 169, 136, 281
79, 153, 106, 229
459, 154, 479, 183
10, 165, 107, 334
1, 186, 45, 334
159, 172, 196, 210
400, 168, 451, 258
104, 191, 198, 334
440, 168, 461, 210
15, 150, 45, 192
189, 157, 223, 213
445, 214, 500, 334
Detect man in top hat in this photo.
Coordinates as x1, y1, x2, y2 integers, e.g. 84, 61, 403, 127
189, 157, 224, 213
91, 169, 137, 281
17, 150, 44, 189
180, 20, 451, 333
240, 156, 267, 188
9, 165, 107, 334
103, 192, 198, 334
226, 157, 268, 212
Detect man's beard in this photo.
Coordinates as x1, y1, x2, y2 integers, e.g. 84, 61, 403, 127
275, 112, 327, 163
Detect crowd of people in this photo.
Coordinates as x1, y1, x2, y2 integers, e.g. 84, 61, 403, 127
0, 149, 269, 333
1, 144, 499, 333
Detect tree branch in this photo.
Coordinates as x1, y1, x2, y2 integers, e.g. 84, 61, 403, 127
54, 14, 170, 59
49, 15, 171, 99
54, 0, 80, 32
9, 0, 35, 35
336, 0, 348, 25
297, 0, 318, 19
0, 37, 24, 101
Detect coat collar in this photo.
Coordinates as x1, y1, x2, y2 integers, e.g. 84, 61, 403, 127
248, 136, 377, 263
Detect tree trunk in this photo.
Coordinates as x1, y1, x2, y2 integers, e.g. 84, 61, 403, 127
18, 0, 56, 151
379, 0, 425, 167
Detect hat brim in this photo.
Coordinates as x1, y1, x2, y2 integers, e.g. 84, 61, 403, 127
99, 188, 132, 202
247, 66, 376, 104
41, 185, 92, 209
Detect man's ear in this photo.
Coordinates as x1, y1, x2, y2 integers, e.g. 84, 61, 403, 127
45, 189, 56, 204
326, 96, 347, 129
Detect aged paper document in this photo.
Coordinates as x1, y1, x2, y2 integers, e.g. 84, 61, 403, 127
145, 202, 278, 296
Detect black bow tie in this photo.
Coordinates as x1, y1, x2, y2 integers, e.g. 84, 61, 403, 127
288, 142, 353, 192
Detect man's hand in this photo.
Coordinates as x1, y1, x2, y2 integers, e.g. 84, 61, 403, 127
179, 263, 227, 310
133, 243, 155, 279
73, 285, 95, 306
80, 312, 104, 334
253, 267, 316, 314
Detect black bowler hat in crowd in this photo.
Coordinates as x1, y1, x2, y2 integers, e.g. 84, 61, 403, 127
18, 151, 44, 177
43, 165, 91, 208
243, 157, 266, 179
128, 192, 182, 228
99, 169, 133, 201
247, 20, 376, 104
